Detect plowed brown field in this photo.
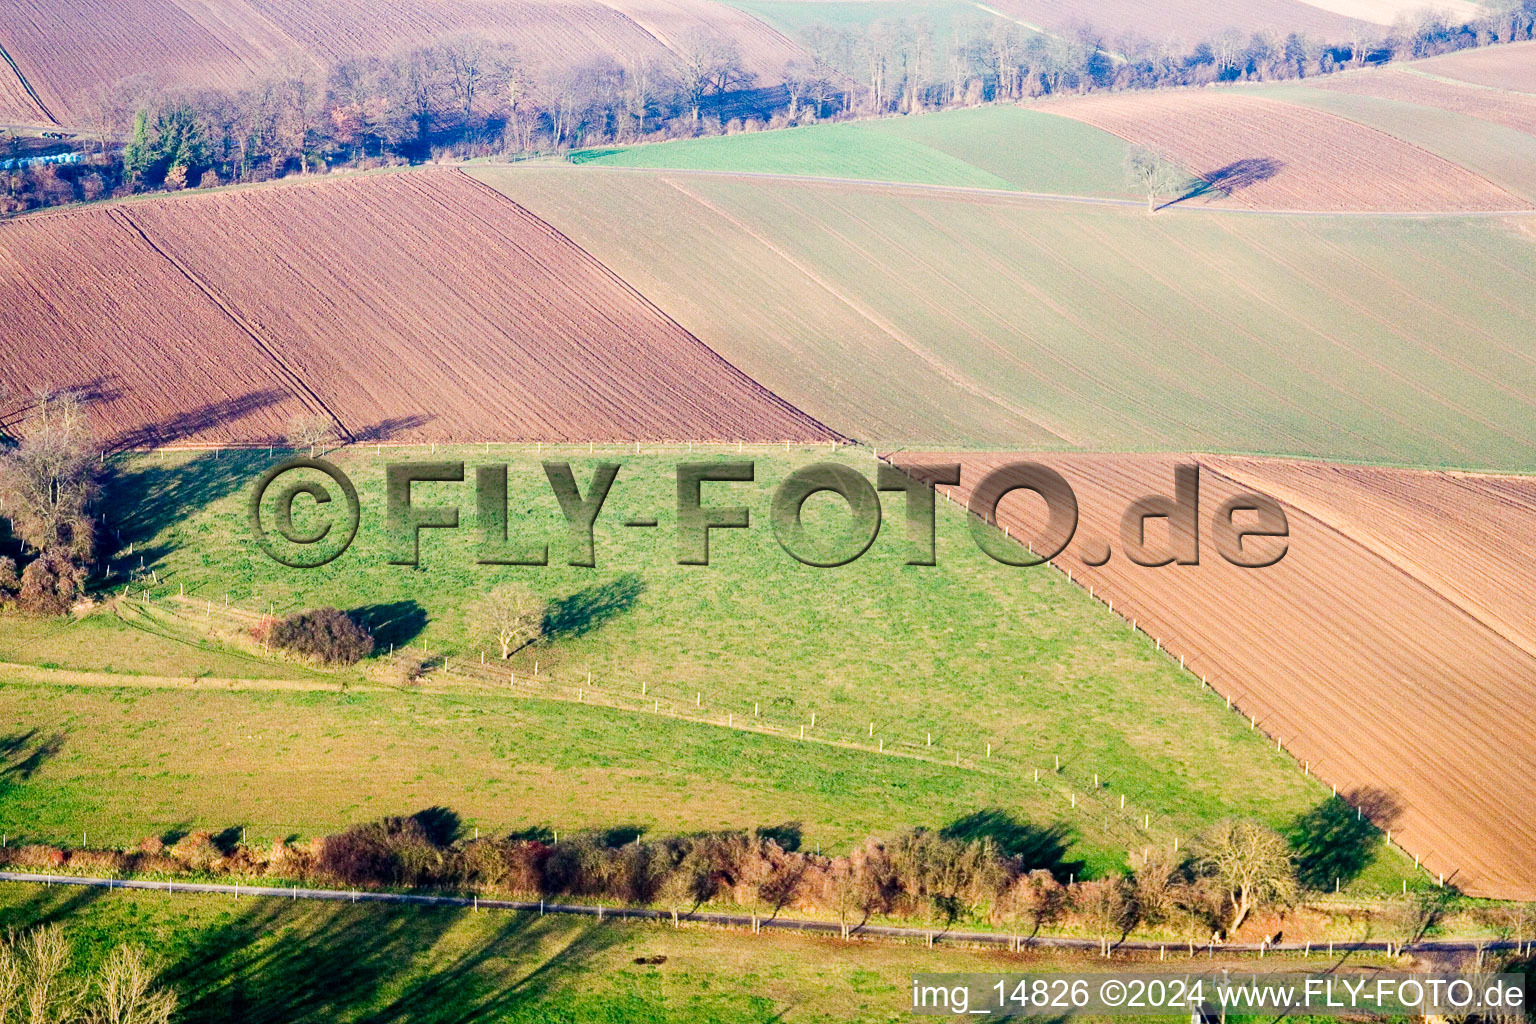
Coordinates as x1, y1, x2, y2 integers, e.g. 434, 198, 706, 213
1420, 41, 1536, 93
0, 168, 835, 446
982, 0, 1366, 45
0, 0, 797, 124
0, 43, 50, 123
1313, 68, 1536, 137
0, 207, 317, 446
1210, 458, 1536, 661
1049, 91, 1529, 211
900, 452, 1536, 900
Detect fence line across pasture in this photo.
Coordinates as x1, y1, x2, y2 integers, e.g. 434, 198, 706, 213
0, 872, 1519, 959
869, 450, 1458, 895
106, 590, 1179, 859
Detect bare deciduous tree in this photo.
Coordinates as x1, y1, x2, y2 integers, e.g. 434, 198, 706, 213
286, 412, 336, 456
0, 389, 101, 562
1196, 819, 1297, 933
472, 584, 545, 659
1126, 144, 1183, 213
0, 926, 175, 1024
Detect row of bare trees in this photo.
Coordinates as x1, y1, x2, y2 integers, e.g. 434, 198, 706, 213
5, 0, 1534, 215
0, 925, 175, 1024
4, 812, 1313, 941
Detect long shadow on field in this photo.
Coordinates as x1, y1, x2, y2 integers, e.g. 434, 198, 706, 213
542, 574, 646, 640
354, 415, 433, 442
101, 448, 270, 582
163, 894, 623, 1023
0, 730, 66, 785
106, 391, 291, 451
1287, 791, 1394, 891
1169, 157, 1284, 207
352, 601, 429, 650
940, 810, 1082, 879
0, 880, 111, 934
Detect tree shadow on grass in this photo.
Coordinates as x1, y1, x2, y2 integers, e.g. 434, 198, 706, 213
351, 601, 429, 650
1287, 790, 1396, 891
0, 730, 66, 785
102, 448, 272, 580
541, 574, 646, 640
940, 809, 1082, 878
163, 895, 626, 1023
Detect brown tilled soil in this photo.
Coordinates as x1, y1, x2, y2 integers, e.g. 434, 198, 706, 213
982, 0, 1366, 45
0, 0, 796, 123
0, 168, 837, 446
1419, 40, 1536, 93
900, 451, 1536, 901
1209, 457, 1536, 661
0, 206, 318, 445
1049, 91, 1530, 211
1312, 67, 1536, 136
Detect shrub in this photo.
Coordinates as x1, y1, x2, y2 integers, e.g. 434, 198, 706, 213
17, 551, 87, 616
0, 556, 19, 603
168, 830, 222, 871
268, 607, 374, 664
318, 815, 443, 887
384, 649, 428, 686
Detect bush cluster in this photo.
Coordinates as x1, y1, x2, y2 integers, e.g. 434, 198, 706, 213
0, 812, 1292, 940
260, 607, 374, 664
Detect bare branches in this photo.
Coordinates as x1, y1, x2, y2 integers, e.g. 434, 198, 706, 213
0, 389, 102, 563
1126, 144, 1183, 213
471, 585, 546, 659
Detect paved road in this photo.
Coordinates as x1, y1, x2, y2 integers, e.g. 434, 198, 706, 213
1, 872, 1520, 956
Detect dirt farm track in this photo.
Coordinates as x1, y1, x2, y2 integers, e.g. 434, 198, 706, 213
903, 452, 1536, 902
0, 168, 837, 446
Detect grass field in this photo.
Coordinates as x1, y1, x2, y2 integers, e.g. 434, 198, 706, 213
0, 446, 1358, 886
480, 166, 1536, 470
0, 884, 1406, 1024
571, 106, 1146, 198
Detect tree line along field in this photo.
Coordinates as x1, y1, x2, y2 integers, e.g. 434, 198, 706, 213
0, 0, 799, 125
574, 106, 1150, 197
900, 451, 1536, 900
566, 67, 1536, 210
0, 447, 1346, 885
0, 168, 835, 447
479, 165, 1536, 471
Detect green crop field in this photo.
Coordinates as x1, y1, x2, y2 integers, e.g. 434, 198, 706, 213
571, 106, 1145, 198
0, 446, 1368, 885
478, 166, 1536, 471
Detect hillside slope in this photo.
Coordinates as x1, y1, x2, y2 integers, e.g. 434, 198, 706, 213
0, 0, 800, 124
481, 165, 1536, 470
0, 168, 835, 445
